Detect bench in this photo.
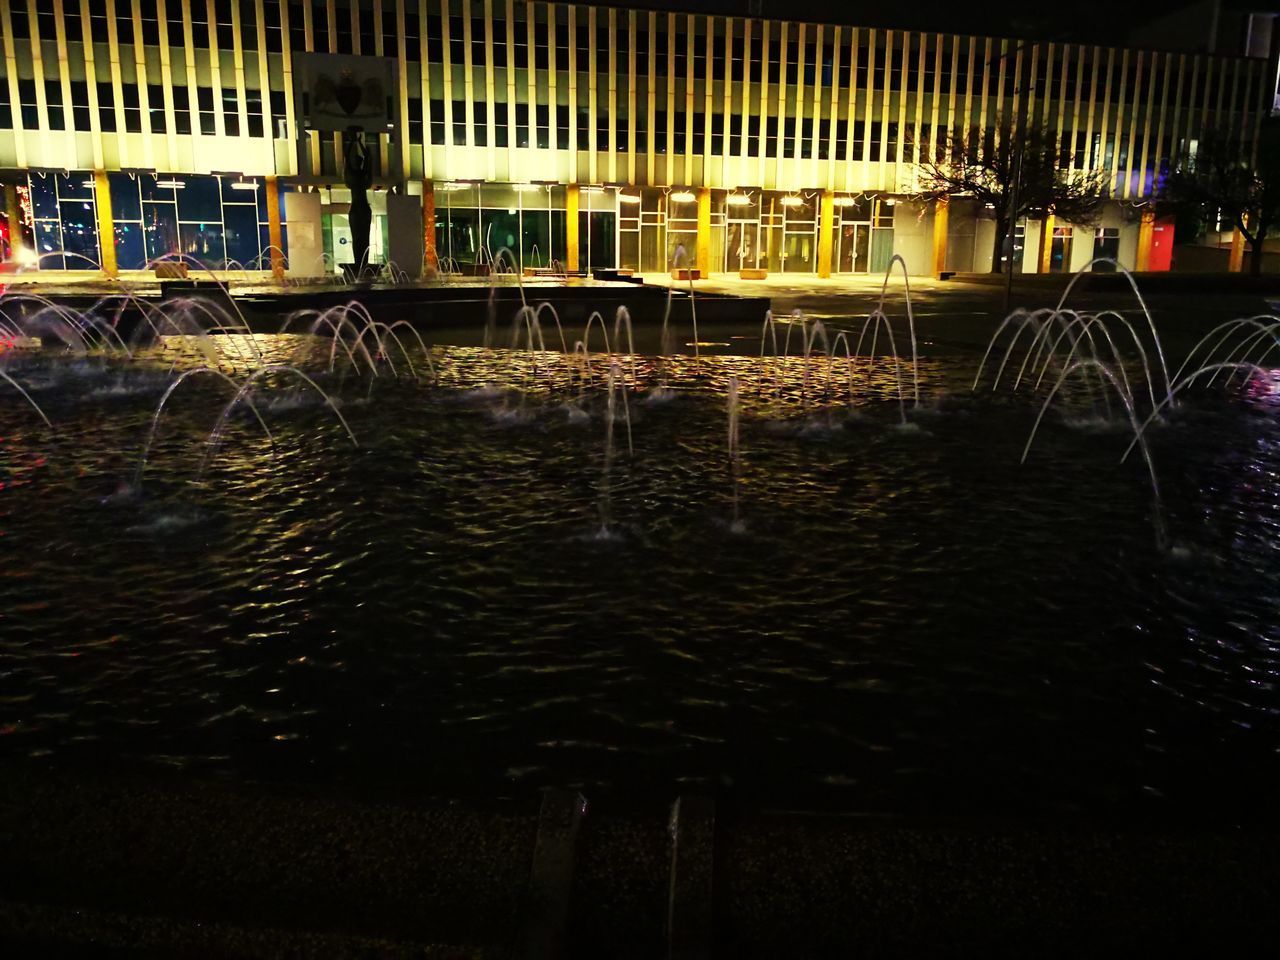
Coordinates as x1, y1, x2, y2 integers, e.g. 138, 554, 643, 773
671, 268, 702, 281
739, 268, 768, 280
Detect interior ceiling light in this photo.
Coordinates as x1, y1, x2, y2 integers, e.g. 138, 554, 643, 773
514, 183, 543, 192
833, 196, 860, 207
230, 180, 259, 191
617, 192, 641, 203
780, 195, 804, 206
154, 179, 185, 189
726, 192, 753, 206
670, 190, 696, 203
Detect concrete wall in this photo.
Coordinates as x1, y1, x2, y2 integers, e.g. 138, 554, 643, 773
891, 201, 933, 276
386, 193, 424, 279
1022, 220, 1044, 274
944, 200, 978, 274
974, 219, 997, 274
284, 192, 325, 278
1068, 224, 1098, 273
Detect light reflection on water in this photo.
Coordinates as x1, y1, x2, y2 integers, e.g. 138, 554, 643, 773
0, 334, 1278, 816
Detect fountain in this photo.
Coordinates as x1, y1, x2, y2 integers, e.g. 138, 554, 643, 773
1, 258, 1278, 821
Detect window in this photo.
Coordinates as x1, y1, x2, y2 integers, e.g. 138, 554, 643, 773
44, 81, 66, 131
96, 81, 117, 132
215, 0, 236, 49
191, 4, 211, 48
556, 104, 569, 149
115, 0, 135, 46
167, 3, 186, 46
121, 84, 142, 133
494, 101, 508, 148
270, 90, 287, 138
141, 4, 161, 45
407, 97, 424, 144
197, 86, 216, 135
430, 98, 447, 145
222, 88, 240, 136
26, 172, 101, 271
474, 101, 488, 147
148, 84, 167, 133
264, 1, 283, 53
289, 2, 307, 51
472, 17, 487, 66
245, 89, 264, 137
424, 14, 441, 59
452, 98, 467, 144
173, 86, 192, 135
64, 0, 84, 43
9, 3, 29, 39
514, 101, 529, 148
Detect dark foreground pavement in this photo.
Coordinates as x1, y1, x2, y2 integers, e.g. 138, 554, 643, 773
3, 765, 1279, 958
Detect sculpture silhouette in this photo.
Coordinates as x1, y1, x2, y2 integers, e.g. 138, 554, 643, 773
343, 127, 373, 279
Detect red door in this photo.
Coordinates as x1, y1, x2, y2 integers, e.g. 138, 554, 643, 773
1148, 217, 1175, 272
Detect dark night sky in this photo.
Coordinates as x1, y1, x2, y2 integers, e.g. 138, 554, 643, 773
608, 0, 1212, 49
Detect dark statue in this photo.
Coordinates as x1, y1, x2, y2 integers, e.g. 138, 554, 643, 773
342, 127, 373, 279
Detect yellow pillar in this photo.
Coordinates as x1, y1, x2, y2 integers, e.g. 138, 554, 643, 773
92, 170, 118, 278
931, 197, 950, 277
1135, 208, 1155, 273
422, 180, 437, 270
817, 190, 835, 279
3, 182, 23, 264
265, 176, 285, 281
696, 186, 711, 277
1038, 214, 1055, 274
566, 183, 580, 273
1228, 224, 1246, 273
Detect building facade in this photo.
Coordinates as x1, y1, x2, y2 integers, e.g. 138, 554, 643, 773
0, 0, 1274, 278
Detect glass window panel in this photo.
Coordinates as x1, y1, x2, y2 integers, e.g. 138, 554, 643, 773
549, 210, 566, 264
140, 177, 178, 202
587, 211, 615, 269
483, 209, 520, 265
113, 222, 147, 270
143, 203, 180, 261
446, 208, 479, 264
108, 173, 143, 222
520, 209, 549, 267
29, 175, 60, 220
34, 220, 64, 269
223, 204, 260, 265
59, 200, 101, 268
179, 222, 226, 268
221, 175, 261, 203
175, 175, 222, 222
57, 173, 94, 201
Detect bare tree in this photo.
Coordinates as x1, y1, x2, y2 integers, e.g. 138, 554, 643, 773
1166, 119, 1280, 276
918, 117, 1109, 273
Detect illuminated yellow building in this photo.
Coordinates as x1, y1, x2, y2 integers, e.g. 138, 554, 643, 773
0, 1, 1275, 278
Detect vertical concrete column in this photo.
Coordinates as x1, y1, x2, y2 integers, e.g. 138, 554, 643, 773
422, 180, 437, 271
1228, 224, 1245, 273
92, 171, 118, 278
931, 197, 949, 277
265, 176, 285, 282
1135, 208, 1155, 272
1038, 215, 1055, 274
696, 187, 711, 277
817, 190, 835, 279
565, 183, 580, 273
3, 183, 24, 263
